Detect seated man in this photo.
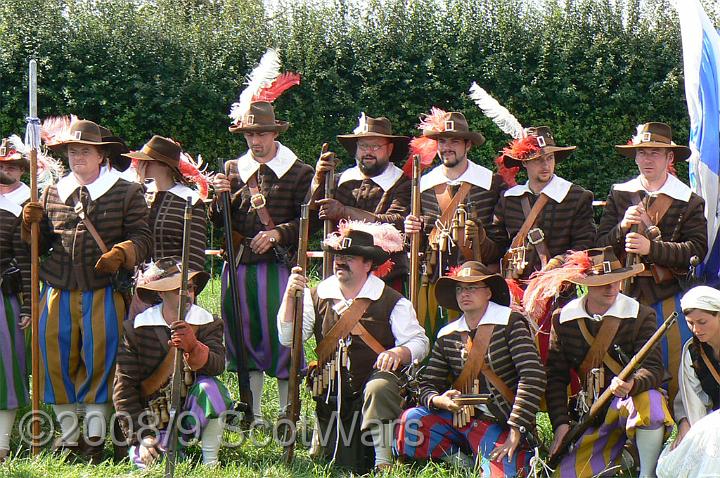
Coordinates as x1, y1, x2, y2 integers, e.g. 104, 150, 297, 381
113, 257, 233, 468
395, 261, 545, 477
542, 247, 674, 478
278, 221, 429, 473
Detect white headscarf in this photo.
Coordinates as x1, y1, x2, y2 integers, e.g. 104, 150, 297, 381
680, 286, 720, 314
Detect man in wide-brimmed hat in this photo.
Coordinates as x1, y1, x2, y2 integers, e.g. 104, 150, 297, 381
278, 221, 428, 473
596, 122, 707, 403
0, 137, 33, 461
403, 108, 507, 343
313, 113, 411, 290
538, 247, 673, 478
489, 126, 596, 358
211, 82, 313, 421
114, 257, 232, 469
396, 261, 545, 476
22, 118, 152, 461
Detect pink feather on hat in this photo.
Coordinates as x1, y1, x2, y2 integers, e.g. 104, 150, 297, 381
330, 220, 404, 253
401, 107, 449, 177
41, 115, 78, 146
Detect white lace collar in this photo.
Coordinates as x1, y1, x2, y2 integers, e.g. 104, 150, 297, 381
3, 182, 30, 206
167, 183, 201, 205
613, 174, 692, 202
337, 163, 404, 192
57, 166, 121, 203
559, 293, 639, 324
236, 142, 297, 182
437, 301, 511, 338
420, 160, 493, 192
134, 303, 214, 328
504, 174, 573, 203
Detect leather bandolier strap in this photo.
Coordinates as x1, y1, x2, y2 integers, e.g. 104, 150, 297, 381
315, 298, 372, 366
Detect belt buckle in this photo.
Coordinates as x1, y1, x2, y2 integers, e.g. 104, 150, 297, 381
527, 227, 545, 245
250, 193, 266, 210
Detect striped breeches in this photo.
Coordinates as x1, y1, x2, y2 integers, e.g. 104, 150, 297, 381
39, 284, 125, 404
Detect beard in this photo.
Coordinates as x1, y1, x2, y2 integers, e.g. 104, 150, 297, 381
357, 156, 389, 177
0, 171, 16, 185
440, 154, 462, 168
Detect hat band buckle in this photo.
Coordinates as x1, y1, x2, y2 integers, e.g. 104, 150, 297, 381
527, 228, 545, 245
0, 146, 6, 157
250, 193, 266, 210
536, 135, 547, 148
444, 120, 455, 131
340, 237, 353, 249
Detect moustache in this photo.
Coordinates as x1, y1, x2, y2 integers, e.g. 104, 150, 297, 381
335, 264, 350, 271
361, 155, 377, 161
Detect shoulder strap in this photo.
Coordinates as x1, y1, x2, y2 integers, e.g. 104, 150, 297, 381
246, 172, 276, 230
74, 191, 109, 253
452, 324, 495, 391
519, 194, 551, 268
428, 182, 472, 245
699, 345, 720, 386
140, 347, 176, 398
512, 194, 550, 248
578, 317, 623, 377
315, 298, 372, 365
628, 192, 673, 233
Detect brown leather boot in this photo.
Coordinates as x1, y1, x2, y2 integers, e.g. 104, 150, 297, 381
78, 437, 106, 465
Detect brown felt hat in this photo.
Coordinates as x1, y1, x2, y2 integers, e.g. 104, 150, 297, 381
337, 114, 410, 163
0, 138, 28, 169
228, 101, 289, 134
321, 229, 390, 265
569, 247, 644, 287
615, 122, 691, 161
98, 125, 131, 172
435, 261, 510, 310
136, 257, 210, 304
422, 111, 485, 146
502, 126, 577, 168
46, 119, 122, 153
122, 135, 183, 177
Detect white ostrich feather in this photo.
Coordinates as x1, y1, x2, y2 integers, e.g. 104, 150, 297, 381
7, 134, 65, 192
229, 49, 281, 123
469, 82, 525, 139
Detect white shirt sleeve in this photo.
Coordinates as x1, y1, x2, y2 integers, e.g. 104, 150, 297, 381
389, 297, 430, 363
277, 288, 316, 347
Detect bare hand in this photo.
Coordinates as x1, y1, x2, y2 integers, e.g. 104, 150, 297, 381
374, 349, 403, 372
249, 229, 280, 254
317, 198, 346, 221
286, 267, 308, 297
138, 436, 160, 467
549, 423, 570, 456
609, 376, 634, 398
19, 315, 31, 330
671, 418, 690, 450
404, 215, 422, 234
212, 173, 231, 194
490, 426, 521, 463
625, 232, 651, 256
431, 389, 461, 412
620, 204, 644, 231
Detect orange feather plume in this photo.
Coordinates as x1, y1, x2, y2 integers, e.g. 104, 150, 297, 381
253, 72, 301, 103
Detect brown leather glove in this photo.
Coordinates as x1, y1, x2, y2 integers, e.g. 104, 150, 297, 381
21, 201, 44, 242
94, 240, 137, 274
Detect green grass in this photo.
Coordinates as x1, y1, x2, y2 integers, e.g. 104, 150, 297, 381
0, 278, 652, 477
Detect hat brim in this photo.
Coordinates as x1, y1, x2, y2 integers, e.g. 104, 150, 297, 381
136, 270, 210, 304
423, 130, 486, 146
569, 263, 645, 287
336, 134, 411, 163
121, 150, 182, 177
0, 157, 29, 169
615, 143, 691, 161
228, 121, 289, 134
502, 145, 576, 168
321, 243, 391, 265
47, 140, 124, 159
434, 273, 510, 310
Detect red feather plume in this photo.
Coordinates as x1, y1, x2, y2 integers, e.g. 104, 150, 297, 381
402, 136, 438, 178
253, 72, 301, 103
374, 259, 395, 279
494, 154, 519, 187
502, 136, 540, 161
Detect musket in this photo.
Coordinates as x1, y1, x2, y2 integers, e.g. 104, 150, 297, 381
284, 203, 310, 463
26, 60, 41, 456
621, 223, 639, 292
548, 311, 678, 468
409, 154, 421, 312
218, 170, 253, 424
321, 143, 335, 279
164, 197, 193, 478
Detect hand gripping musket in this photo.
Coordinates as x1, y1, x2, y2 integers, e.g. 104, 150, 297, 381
622, 223, 640, 292
164, 197, 193, 478
26, 60, 42, 455
321, 143, 336, 279
547, 311, 678, 469
284, 203, 310, 463
409, 154, 422, 312
218, 178, 253, 422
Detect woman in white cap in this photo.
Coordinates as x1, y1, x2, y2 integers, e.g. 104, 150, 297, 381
657, 285, 720, 477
